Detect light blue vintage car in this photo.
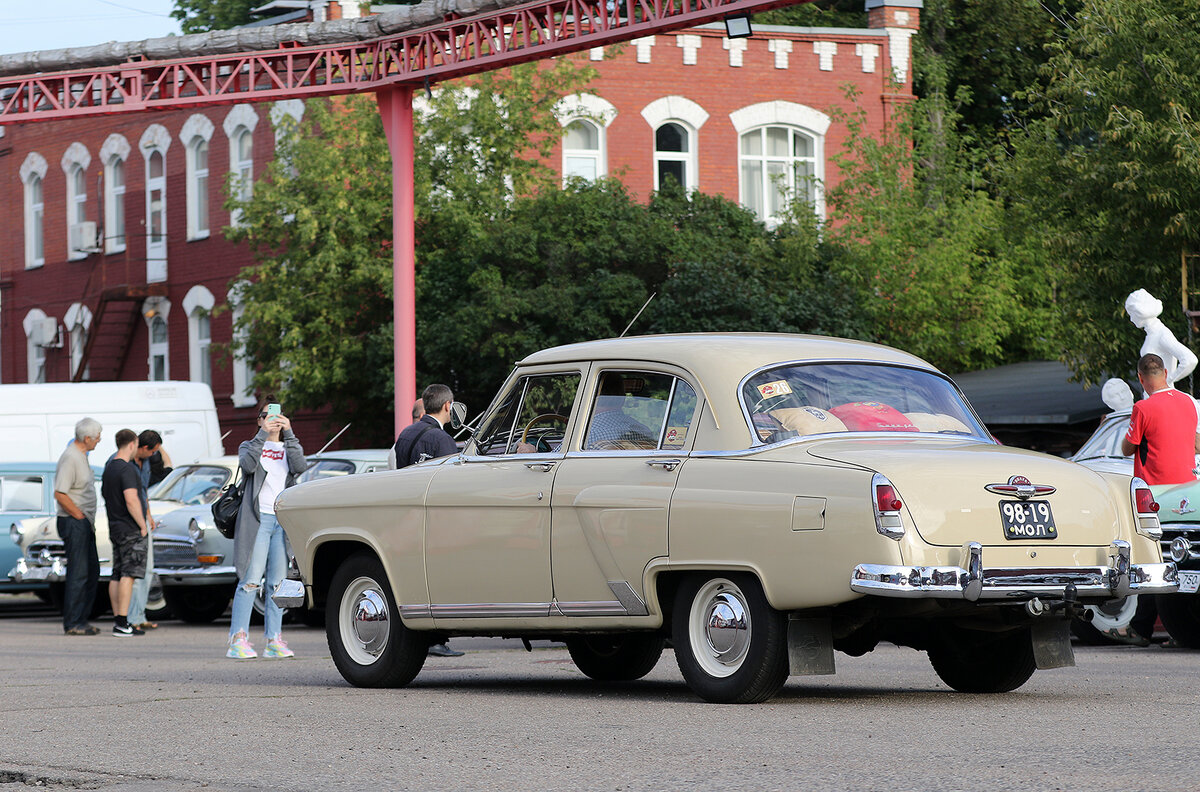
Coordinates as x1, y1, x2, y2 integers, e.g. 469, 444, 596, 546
2, 461, 92, 596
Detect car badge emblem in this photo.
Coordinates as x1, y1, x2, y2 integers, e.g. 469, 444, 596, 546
985, 475, 1057, 500
1172, 498, 1195, 515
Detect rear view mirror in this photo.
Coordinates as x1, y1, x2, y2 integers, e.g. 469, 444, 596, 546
449, 401, 468, 431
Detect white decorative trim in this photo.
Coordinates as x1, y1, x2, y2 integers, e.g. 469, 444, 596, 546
813, 41, 837, 71
22, 308, 48, 337
676, 34, 701, 65
223, 104, 260, 138
64, 303, 93, 330
768, 39, 794, 69
19, 152, 47, 183
634, 36, 655, 63
183, 285, 216, 385
139, 124, 172, 157
23, 308, 49, 383
60, 142, 91, 174
65, 303, 93, 379
183, 285, 216, 316
589, 47, 604, 61
99, 133, 131, 164
640, 96, 709, 131
855, 42, 880, 73
181, 114, 215, 145
270, 100, 305, 143
723, 38, 747, 67
554, 93, 618, 127
729, 101, 832, 136
886, 27, 917, 83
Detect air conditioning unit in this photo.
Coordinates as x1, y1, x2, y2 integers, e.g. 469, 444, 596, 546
31, 317, 62, 348
69, 221, 100, 254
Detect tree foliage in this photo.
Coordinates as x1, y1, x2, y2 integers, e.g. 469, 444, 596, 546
171, 0, 258, 33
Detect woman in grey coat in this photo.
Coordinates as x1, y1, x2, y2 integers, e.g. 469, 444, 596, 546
226, 399, 306, 659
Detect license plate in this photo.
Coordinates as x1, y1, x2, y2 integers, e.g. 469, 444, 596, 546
999, 500, 1057, 540
1180, 571, 1200, 595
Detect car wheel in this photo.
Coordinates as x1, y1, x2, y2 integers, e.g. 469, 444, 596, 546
326, 552, 426, 688
671, 573, 788, 704
163, 587, 231, 623
927, 626, 1036, 693
1156, 592, 1200, 648
565, 634, 665, 681
1073, 595, 1138, 645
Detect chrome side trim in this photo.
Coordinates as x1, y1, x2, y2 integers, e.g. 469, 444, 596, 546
427, 602, 553, 618
851, 560, 1178, 600
608, 580, 649, 616
272, 578, 306, 608
553, 600, 628, 616
399, 604, 432, 619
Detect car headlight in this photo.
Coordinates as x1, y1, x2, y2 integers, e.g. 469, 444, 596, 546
8, 522, 20, 545
188, 518, 205, 543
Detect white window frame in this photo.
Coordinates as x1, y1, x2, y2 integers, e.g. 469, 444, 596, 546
652, 122, 695, 192
61, 143, 92, 261
182, 114, 215, 241
228, 282, 256, 407
100, 134, 130, 254
554, 94, 617, 186
22, 309, 49, 383
140, 124, 172, 281
224, 105, 260, 228
143, 297, 171, 381
641, 96, 708, 193
730, 102, 830, 226
20, 153, 48, 270
64, 303, 93, 380
183, 285, 216, 386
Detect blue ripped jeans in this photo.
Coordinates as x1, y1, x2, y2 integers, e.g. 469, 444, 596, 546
228, 513, 287, 641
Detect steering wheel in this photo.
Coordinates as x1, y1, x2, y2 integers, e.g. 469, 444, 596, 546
520, 414, 569, 452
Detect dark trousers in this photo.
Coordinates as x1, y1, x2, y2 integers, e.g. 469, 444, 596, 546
58, 516, 99, 630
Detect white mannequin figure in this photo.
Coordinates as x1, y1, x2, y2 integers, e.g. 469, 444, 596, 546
1125, 288, 1197, 386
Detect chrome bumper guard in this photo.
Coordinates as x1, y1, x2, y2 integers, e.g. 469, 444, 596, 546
11, 556, 65, 582
851, 541, 1179, 602
272, 578, 306, 608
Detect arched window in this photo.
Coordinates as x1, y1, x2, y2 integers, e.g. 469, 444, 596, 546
65, 303, 93, 380
225, 105, 259, 228
563, 119, 602, 182
183, 285, 216, 386
100, 134, 130, 254
182, 114, 215, 240
654, 122, 693, 191
20, 152, 48, 269
738, 126, 818, 224
144, 297, 171, 381
22, 309, 50, 383
140, 124, 171, 282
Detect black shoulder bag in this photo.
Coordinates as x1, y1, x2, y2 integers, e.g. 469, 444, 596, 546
211, 469, 247, 539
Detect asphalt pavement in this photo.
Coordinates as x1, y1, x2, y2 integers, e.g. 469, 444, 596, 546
0, 592, 1197, 792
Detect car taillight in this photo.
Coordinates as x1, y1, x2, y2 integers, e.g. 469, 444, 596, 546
872, 473, 905, 540
1130, 477, 1162, 540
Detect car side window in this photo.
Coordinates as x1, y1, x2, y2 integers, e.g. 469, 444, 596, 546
475, 373, 580, 456
662, 380, 698, 450
585, 371, 688, 451
298, 460, 356, 483
0, 475, 45, 512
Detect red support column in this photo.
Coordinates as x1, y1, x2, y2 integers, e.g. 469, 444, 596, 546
377, 86, 417, 439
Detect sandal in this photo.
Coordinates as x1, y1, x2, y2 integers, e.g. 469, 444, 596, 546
134, 622, 159, 630
1101, 627, 1150, 647
1161, 638, 1184, 649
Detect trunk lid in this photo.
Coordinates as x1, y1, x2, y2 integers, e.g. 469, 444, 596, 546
805, 437, 1121, 547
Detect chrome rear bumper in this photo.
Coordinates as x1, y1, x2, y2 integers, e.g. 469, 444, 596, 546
851, 541, 1178, 601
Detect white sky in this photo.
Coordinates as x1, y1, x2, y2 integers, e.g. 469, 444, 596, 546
1, 0, 183, 57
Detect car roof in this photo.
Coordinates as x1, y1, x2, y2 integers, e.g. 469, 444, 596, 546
520, 333, 933, 372
0, 461, 102, 475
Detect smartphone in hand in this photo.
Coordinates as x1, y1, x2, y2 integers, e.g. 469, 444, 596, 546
266, 403, 281, 420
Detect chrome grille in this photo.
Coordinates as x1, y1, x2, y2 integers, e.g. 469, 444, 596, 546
153, 539, 199, 569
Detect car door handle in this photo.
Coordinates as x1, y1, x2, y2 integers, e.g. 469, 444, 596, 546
646, 459, 682, 471
524, 461, 556, 472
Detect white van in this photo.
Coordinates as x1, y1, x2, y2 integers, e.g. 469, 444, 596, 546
0, 381, 224, 463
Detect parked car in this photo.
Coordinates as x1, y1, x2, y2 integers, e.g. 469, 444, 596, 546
11, 458, 239, 617
154, 451, 388, 623
273, 333, 1176, 703
1069, 407, 1200, 646
2, 461, 72, 596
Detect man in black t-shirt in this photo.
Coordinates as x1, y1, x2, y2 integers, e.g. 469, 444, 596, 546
102, 429, 151, 638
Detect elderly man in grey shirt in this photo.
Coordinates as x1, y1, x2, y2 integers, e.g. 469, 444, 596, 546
55, 417, 102, 635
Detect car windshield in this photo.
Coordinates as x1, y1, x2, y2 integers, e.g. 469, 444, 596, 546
741, 363, 990, 444
298, 459, 356, 484
148, 465, 231, 505
1073, 415, 1131, 461
0, 475, 44, 512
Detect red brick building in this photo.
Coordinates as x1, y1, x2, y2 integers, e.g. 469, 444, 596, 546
0, 0, 920, 451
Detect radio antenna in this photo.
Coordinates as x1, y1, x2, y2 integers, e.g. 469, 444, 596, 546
620, 292, 656, 338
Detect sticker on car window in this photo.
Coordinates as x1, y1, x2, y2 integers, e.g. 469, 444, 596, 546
757, 380, 792, 399
664, 426, 688, 445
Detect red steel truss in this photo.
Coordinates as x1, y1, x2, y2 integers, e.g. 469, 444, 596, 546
0, 0, 805, 124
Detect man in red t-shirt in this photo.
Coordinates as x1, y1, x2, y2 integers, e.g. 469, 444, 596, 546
1122, 353, 1200, 485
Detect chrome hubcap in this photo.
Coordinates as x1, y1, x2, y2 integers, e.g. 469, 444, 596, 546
690, 578, 751, 678
341, 577, 390, 664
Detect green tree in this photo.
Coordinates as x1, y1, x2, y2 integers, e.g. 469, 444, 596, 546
1003, 0, 1200, 384
171, 0, 258, 33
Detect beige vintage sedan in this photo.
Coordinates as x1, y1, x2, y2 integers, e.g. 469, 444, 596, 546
274, 334, 1177, 703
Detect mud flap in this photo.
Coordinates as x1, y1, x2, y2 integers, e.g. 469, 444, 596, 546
787, 616, 835, 676
1031, 620, 1075, 669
